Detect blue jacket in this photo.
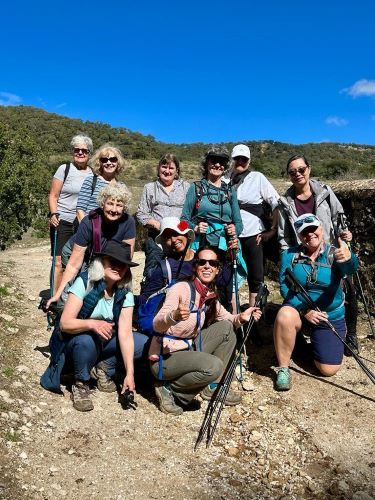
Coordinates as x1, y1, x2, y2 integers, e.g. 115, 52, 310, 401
279, 244, 359, 321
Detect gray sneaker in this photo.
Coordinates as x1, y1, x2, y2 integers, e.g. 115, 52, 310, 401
154, 381, 183, 416
71, 381, 94, 412
91, 362, 116, 393
201, 385, 242, 406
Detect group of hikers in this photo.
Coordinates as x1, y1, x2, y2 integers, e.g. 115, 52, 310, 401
40, 134, 360, 415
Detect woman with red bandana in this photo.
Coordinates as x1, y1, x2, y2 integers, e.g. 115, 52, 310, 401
149, 246, 262, 416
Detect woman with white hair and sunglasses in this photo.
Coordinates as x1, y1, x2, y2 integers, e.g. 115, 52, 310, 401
273, 214, 358, 391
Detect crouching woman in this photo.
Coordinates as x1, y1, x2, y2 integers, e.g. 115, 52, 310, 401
273, 213, 359, 391
150, 246, 262, 415
41, 240, 147, 411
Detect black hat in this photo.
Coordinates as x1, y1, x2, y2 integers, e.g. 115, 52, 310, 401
96, 240, 138, 267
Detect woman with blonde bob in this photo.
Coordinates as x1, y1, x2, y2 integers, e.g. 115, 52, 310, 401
47, 183, 135, 309
41, 241, 148, 412
76, 144, 127, 221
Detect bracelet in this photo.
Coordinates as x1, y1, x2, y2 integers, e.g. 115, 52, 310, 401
48, 212, 58, 218
168, 311, 178, 324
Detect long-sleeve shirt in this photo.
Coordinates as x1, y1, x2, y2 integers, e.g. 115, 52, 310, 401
136, 179, 190, 226
151, 281, 242, 355
279, 243, 359, 321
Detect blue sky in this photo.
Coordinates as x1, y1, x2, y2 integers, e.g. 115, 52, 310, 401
1, 0, 375, 145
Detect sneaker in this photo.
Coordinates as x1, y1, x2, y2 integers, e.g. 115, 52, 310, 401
275, 367, 292, 391
91, 362, 116, 393
154, 381, 183, 416
201, 384, 242, 406
344, 334, 359, 357
71, 381, 94, 411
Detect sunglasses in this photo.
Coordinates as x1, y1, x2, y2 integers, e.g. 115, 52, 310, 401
294, 215, 319, 228
196, 258, 220, 268
73, 148, 89, 155
209, 156, 228, 167
100, 156, 118, 164
233, 156, 249, 163
288, 166, 308, 177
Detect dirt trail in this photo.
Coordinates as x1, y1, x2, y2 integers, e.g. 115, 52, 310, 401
0, 240, 375, 499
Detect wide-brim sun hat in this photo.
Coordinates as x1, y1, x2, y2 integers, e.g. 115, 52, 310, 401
96, 240, 139, 267
155, 217, 195, 247
294, 213, 321, 234
231, 144, 250, 160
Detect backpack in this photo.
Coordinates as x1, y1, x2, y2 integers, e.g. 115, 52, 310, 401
62, 162, 98, 196
193, 180, 233, 213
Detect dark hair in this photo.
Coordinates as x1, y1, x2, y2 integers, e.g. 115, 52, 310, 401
157, 153, 180, 179
193, 245, 225, 327
286, 154, 311, 173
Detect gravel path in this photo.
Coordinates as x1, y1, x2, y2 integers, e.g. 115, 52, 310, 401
0, 240, 374, 499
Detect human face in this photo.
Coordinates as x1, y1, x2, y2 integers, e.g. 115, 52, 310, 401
195, 249, 220, 285
287, 159, 310, 187
300, 225, 323, 253
232, 156, 250, 174
100, 151, 118, 180
162, 229, 188, 254
158, 161, 177, 187
103, 256, 128, 282
73, 143, 90, 169
207, 156, 227, 181
102, 197, 125, 223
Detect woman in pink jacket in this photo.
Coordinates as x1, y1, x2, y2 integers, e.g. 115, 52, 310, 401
151, 246, 261, 415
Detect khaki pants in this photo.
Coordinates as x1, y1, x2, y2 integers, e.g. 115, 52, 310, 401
150, 320, 236, 405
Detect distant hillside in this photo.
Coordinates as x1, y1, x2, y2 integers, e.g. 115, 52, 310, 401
1, 105, 375, 180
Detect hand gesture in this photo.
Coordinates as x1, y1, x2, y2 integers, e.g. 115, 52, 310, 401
172, 296, 190, 322
334, 237, 351, 263
227, 238, 239, 251
225, 223, 236, 237
122, 373, 135, 394
196, 222, 208, 234
304, 309, 328, 325
90, 320, 114, 340
50, 214, 60, 228
46, 295, 58, 310
240, 306, 262, 324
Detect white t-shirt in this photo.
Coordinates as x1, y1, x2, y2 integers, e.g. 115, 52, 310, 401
54, 163, 91, 223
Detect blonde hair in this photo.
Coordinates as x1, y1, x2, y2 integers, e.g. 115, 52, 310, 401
97, 183, 132, 212
89, 143, 126, 177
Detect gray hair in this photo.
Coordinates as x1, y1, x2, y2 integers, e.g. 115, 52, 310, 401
70, 135, 93, 153
96, 183, 132, 212
88, 257, 132, 289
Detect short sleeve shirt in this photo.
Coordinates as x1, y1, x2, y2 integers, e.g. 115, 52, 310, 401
54, 163, 91, 223
73, 213, 136, 248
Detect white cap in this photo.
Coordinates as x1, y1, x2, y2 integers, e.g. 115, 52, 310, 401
231, 144, 250, 160
155, 217, 195, 247
294, 213, 321, 234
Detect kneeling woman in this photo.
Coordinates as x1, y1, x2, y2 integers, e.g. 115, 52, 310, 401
41, 241, 148, 412
150, 246, 261, 415
274, 214, 359, 391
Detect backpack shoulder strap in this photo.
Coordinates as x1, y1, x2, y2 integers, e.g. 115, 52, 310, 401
187, 281, 196, 310
160, 259, 172, 285
194, 181, 203, 209
63, 162, 71, 184
89, 211, 102, 253
91, 174, 98, 197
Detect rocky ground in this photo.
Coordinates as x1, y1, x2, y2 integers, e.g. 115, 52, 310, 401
0, 239, 375, 500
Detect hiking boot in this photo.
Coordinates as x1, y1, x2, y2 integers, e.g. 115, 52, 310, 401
91, 362, 116, 393
71, 381, 94, 411
344, 333, 359, 357
275, 367, 292, 391
201, 384, 242, 406
154, 381, 183, 416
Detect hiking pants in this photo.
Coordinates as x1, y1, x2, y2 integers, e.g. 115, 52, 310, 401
150, 320, 236, 405
343, 276, 358, 337
64, 331, 149, 382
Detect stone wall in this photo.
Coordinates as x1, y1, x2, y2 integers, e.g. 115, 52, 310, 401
331, 179, 375, 312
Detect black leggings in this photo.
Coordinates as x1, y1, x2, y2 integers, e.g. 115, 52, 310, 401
240, 235, 263, 294
343, 275, 358, 336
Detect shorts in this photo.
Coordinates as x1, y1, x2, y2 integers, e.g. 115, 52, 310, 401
310, 318, 346, 365
50, 219, 78, 256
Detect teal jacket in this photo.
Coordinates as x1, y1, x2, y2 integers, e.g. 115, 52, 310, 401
279, 244, 359, 321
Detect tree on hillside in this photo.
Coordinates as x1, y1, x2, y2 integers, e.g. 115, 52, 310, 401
0, 125, 48, 249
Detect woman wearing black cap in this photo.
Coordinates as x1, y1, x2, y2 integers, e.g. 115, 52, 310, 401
41, 241, 147, 412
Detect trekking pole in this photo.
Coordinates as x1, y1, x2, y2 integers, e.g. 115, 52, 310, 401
231, 247, 246, 382
50, 224, 58, 298
337, 213, 375, 339
195, 284, 268, 450
285, 268, 375, 385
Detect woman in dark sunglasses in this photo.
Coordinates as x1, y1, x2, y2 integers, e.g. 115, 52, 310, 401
76, 144, 126, 222
278, 154, 359, 355
48, 134, 93, 294
149, 245, 261, 416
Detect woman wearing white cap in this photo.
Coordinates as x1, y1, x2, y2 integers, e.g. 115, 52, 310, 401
273, 214, 358, 391
228, 144, 280, 306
